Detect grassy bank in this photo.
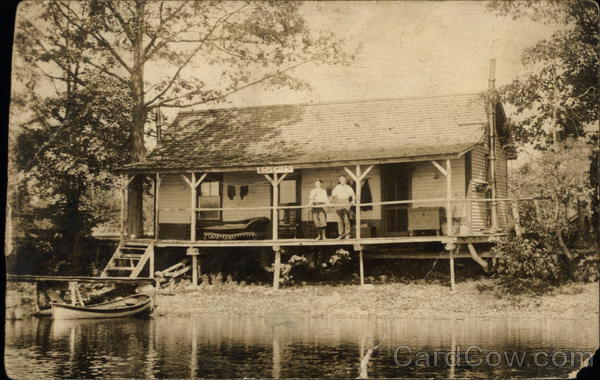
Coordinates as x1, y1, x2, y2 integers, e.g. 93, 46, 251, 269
154, 279, 598, 319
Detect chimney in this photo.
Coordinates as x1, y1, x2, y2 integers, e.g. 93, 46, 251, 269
487, 59, 498, 231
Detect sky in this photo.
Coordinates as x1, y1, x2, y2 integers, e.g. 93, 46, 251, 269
226, 1, 558, 108
11, 1, 560, 113
11, 0, 561, 153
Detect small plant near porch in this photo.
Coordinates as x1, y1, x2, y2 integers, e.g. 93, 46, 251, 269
266, 248, 352, 286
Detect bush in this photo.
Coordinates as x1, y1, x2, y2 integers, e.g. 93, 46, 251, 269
491, 234, 566, 295
572, 255, 599, 283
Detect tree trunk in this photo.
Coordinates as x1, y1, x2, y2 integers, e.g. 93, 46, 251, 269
127, 0, 147, 238
63, 183, 84, 274
575, 196, 589, 248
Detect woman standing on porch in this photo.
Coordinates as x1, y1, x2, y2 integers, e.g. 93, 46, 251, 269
330, 175, 356, 239
308, 179, 328, 240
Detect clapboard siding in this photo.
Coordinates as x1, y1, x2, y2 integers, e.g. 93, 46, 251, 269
411, 159, 466, 218
494, 135, 509, 229
300, 166, 382, 221
469, 136, 510, 233
222, 172, 271, 221
470, 145, 489, 233
158, 174, 191, 224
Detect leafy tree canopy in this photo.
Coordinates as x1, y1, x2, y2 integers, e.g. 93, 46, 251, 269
488, 0, 598, 149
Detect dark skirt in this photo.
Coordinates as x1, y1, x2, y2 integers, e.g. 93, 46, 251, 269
309, 204, 327, 228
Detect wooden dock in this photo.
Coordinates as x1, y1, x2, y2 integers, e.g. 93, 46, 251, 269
7, 274, 155, 284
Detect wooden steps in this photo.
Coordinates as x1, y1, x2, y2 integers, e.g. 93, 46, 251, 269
101, 242, 155, 278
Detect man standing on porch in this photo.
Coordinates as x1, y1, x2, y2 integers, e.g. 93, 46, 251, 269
330, 175, 356, 239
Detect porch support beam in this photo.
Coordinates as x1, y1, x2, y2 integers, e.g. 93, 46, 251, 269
446, 159, 453, 236
264, 173, 287, 243
182, 173, 207, 242
343, 164, 373, 240
355, 165, 362, 240
273, 245, 281, 289
119, 174, 134, 242
154, 174, 161, 241
467, 243, 489, 272
354, 244, 365, 286
187, 247, 200, 286
450, 250, 456, 292
190, 173, 197, 241
431, 160, 448, 177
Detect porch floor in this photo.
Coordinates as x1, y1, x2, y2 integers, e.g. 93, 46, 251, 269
124, 234, 503, 249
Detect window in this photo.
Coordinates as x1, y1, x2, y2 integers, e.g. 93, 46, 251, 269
198, 180, 221, 220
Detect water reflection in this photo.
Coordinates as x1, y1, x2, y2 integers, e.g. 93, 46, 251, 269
5, 316, 598, 379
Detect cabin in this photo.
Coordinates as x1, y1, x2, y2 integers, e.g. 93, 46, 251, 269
110, 87, 517, 288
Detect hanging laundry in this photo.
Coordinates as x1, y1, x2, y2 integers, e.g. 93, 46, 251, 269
360, 179, 373, 211
227, 185, 236, 200
240, 185, 249, 200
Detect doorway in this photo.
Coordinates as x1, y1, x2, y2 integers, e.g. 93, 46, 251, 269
380, 163, 412, 236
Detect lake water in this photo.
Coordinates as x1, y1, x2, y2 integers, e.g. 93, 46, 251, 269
5, 315, 597, 379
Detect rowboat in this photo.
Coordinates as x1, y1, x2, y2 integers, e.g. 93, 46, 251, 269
51, 293, 153, 320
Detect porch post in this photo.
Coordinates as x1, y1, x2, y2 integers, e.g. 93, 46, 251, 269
154, 173, 161, 241
187, 247, 200, 286
149, 243, 155, 278
272, 173, 279, 241
446, 159, 453, 235
355, 165, 362, 240
181, 173, 206, 242
120, 181, 126, 242
190, 172, 196, 241
449, 246, 456, 292
120, 174, 134, 241
359, 250, 365, 285
273, 245, 281, 289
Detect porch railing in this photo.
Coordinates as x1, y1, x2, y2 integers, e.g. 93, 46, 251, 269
155, 196, 551, 241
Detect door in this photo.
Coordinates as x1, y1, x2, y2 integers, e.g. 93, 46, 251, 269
381, 163, 411, 236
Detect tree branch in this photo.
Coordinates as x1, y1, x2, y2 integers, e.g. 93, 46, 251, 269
156, 60, 308, 108
144, 3, 250, 108
144, 0, 190, 57
53, 1, 133, 74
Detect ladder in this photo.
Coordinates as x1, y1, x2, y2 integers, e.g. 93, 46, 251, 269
101, 242, 154, 278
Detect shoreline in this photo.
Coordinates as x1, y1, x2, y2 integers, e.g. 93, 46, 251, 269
153, 280, 599, 320
6, 279, 597, 320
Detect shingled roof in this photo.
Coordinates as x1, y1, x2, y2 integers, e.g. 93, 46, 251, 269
123, 93, 494, 172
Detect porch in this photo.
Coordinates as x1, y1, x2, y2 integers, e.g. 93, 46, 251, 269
112, 158, 525, 290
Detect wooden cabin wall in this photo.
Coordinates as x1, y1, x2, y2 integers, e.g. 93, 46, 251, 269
469, 136, 509, 233
410, 158, 466, 218
470, 145, 489, 233
222, 172, 271, 221
494, 135, 509, 229
157, 174, 191, 239
158, 174, 191, 224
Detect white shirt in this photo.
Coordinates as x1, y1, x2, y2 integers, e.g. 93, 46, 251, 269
331, 184, 355, 204
309, 187, 328, 204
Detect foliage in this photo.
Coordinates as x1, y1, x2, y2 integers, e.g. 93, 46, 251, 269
10, 0, 356, 271
9, 3, 134, 274
487, 0, 598, 254
509, 139, 592, 244
488, 0, 598, 148
266, 248, 353, 286
571, 255, 599, 283
40, 0, 357, 235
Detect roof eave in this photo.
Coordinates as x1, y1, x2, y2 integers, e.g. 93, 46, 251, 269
114, 151, 467, 175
